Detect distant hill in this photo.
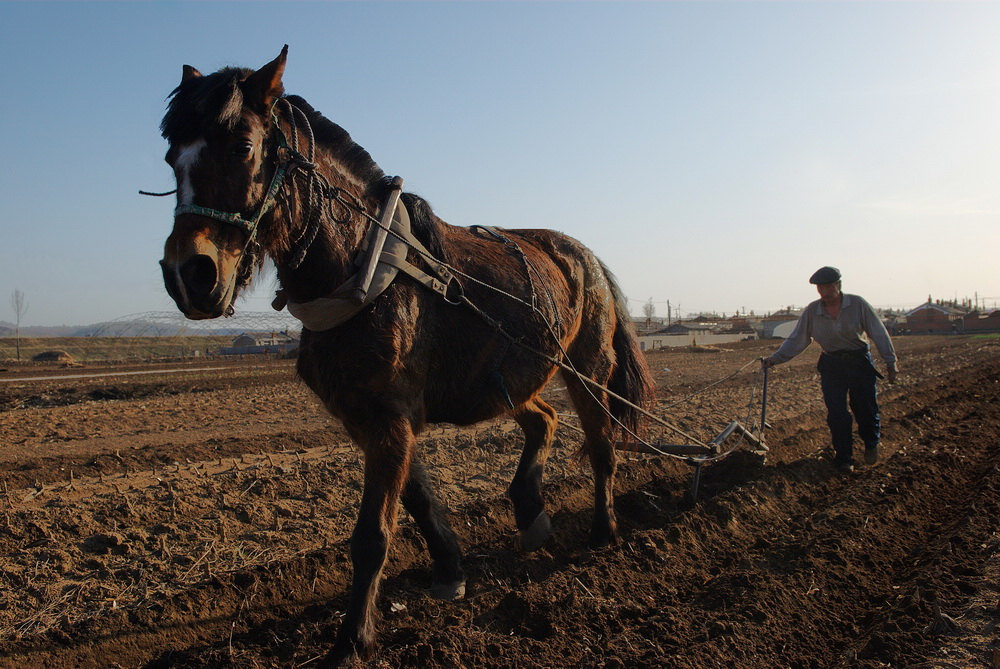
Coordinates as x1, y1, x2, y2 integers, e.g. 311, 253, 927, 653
0, 321, 80, 337
0, 311, 302, 339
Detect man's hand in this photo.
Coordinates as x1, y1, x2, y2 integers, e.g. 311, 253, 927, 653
761, 356, 776, 369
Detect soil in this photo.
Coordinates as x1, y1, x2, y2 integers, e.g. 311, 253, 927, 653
0, 336, 997, 668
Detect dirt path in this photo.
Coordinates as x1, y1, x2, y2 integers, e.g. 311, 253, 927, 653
0, 336, 996, 668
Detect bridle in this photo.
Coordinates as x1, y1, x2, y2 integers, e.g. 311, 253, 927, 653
150, 96, 446, 322
172, 100, 295, 259
143, 97, 348, 316
154, 96, 354, 275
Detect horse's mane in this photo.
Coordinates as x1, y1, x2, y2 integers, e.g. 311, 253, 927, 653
400, 192, 448, 263
284, 98, 449, 261
283, 95, 386, 189
283, 97, 449, 259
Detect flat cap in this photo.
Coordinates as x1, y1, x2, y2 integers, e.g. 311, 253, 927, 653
809, 266, 841, 284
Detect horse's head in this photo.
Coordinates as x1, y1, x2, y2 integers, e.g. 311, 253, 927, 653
159, 46, 289, 319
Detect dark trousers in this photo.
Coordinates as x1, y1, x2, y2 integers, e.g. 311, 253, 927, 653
817, 351, 881, 464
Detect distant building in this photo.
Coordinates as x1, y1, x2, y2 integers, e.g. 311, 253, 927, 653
632, 316, 668, 336
755, 308, 802, 339
722, 316, 753, 333
903, 298, 970, 334
962, 309, 1000, 333
220, 331, 299, 355
654, 322, 715, 336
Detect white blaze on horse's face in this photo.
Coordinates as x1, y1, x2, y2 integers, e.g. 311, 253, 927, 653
174, 138, 207, 206
161, 134, 245, 320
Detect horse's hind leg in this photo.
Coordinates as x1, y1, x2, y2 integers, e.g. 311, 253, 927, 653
401, 456, 466, 600
563, 374, 619, 548
508, 396, 558, 551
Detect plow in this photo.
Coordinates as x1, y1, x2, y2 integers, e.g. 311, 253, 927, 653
562, 360, 772, 501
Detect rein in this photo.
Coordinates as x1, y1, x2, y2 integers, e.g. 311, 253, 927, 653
147, 98, 747, 456
345, 213, 740, 455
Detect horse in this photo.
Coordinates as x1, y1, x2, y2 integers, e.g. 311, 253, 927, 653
157, 46, 655, 666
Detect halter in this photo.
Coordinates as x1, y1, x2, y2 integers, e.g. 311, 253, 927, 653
172, 103, 292, 245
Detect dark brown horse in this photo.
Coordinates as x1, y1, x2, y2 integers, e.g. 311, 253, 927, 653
158, 46, 654, 665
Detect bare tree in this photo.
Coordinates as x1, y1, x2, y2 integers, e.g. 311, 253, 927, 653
10, 289, 28, 361
643, 297, 655, 329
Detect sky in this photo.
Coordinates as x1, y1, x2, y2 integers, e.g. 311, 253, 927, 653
1, 1, 999, 328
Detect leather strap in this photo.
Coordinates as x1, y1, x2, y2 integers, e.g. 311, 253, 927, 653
280, 196, 454, 331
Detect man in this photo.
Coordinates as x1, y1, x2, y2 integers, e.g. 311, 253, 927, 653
764, 267, 898, 473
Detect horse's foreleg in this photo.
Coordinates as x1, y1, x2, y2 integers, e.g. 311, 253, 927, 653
507, 397, 557, 551
401, 457, 466, 600
325, 423, 412, 666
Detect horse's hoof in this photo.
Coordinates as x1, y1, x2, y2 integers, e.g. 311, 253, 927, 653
518, 511, 552, 552
589, 533, 618, 550
318, 644, 354, 668
430, 579, 466, 600
323, 627, 374, 667
590, 518, 619, 549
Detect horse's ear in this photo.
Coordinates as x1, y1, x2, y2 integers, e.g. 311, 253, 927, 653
182, 65, 203, 83
243, 45, 288, 108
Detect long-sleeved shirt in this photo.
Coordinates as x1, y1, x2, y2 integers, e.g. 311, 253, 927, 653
768, 294, 897, 369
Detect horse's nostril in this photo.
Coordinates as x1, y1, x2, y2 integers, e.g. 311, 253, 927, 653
160, 260, 183, 304
180, 254, 219, 295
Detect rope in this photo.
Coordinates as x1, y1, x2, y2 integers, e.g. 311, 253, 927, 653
552, 357, 765, 466
658, 357, 761, 411
321, 195, 773, 459
279, 99, 330, 270
149, 100, 766, 461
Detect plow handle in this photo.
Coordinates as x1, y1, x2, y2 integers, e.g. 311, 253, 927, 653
760, 360, 769, 440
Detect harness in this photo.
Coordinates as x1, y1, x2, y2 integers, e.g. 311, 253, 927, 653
272, 177, 458, 331
146, 96, 732, 461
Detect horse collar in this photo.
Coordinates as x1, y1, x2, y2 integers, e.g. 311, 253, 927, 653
274, 182, 456, 332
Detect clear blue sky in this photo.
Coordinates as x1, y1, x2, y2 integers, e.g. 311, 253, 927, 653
2, 1, 999, 327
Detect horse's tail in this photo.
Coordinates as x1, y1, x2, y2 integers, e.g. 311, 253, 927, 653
600, 260, 656, 438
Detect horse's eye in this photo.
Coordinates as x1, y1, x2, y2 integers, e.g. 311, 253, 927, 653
232, 140, 254, 159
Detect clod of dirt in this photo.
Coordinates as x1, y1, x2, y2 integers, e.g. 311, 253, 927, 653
924, 604, 967, 636
82, 533, 130, 556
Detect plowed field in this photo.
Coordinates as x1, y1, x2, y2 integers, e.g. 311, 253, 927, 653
0, 336, 997, 668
